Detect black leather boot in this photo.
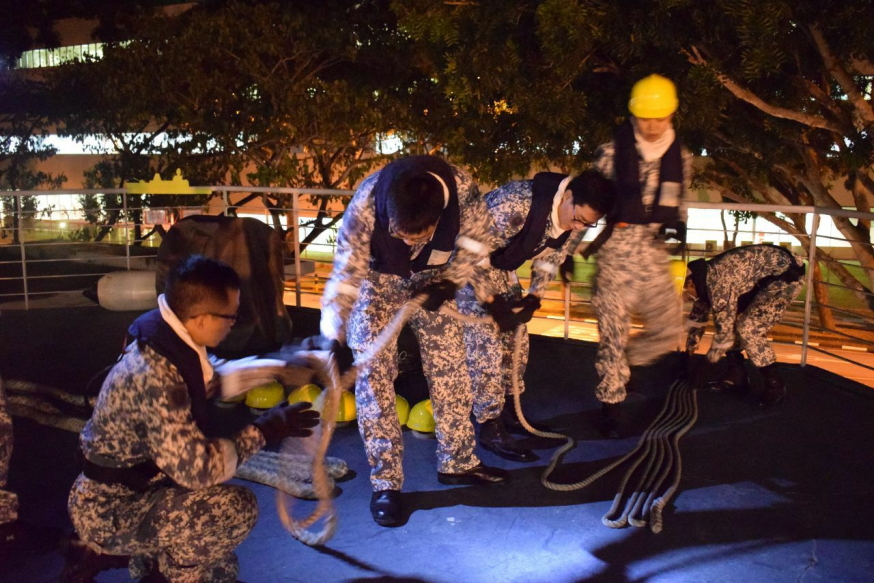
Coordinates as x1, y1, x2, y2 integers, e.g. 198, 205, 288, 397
758, 363, 786, 407
58, 533, 130, 583
437, 463, 510, 485
369, 490, 403, 527
479, 418, 538, 462
599, 401, 622, 439
709, 350, 749, 393
499, 399, 556, 436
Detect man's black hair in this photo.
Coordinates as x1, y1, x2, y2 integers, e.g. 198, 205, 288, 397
568, 170, 615, 216
386, 171, 445, 235
165, 255, 241, 321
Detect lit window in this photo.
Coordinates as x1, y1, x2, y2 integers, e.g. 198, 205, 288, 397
15, 42, 107, 69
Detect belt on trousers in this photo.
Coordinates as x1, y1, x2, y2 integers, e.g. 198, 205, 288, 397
80, 450, 162, 491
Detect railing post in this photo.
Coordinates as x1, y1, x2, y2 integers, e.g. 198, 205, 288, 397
292, 192, 302, 307
17, 194, 29, 310
122, 190, 131, 271
563, 283, 570, 340
222, 189, 229, 216
801, 212, 820, 367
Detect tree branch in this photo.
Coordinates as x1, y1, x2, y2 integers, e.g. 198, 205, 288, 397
684, 46, 848, 134
809, 25, 874, 130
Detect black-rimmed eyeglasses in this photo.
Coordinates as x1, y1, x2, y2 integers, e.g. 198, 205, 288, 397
208, 312, 239, 323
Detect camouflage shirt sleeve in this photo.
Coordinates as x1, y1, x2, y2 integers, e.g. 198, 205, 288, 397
136, 348, 265, 490
443, 166, 497, 303
593, 142, 615, 180
685, 298, 710, 353
320, 173, 378, 342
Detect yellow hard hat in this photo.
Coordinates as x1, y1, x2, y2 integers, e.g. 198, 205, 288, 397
245, 381, 285, 409
396, 395, 411, 427
407, 399, 436, 433
629, 74, 678, 118
335, 390, 357, 423
668, 259, 687, 296
313, 389, 357, 423
287, 383, 322, 405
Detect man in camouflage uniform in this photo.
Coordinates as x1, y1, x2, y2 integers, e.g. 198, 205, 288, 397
320, 155, 507, 528
456, 170, 614, 461
64, 256, 319, 582
589, 74, 694, 438
685, 244, 805, 406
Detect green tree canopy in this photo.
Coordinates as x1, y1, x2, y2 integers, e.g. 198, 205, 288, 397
393, 0, 874, 309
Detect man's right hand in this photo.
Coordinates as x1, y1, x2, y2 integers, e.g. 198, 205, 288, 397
318, 337, 355, 373
253, 402, 321, 445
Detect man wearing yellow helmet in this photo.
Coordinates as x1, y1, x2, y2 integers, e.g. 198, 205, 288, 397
587, 74, 694, 438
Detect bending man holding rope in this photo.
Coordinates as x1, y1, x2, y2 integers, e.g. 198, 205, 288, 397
685, 244, 805, 407
320, 155, 508, 528
457, 170, 614, 462
64, 256, 320, 582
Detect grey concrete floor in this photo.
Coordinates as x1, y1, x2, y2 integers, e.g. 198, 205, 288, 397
1, 306, 873, 582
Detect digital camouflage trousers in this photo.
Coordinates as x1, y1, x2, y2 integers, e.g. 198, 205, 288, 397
457, 268, 528, 423
68, 475, 258, 582
348, 270, 480, 491
592, 227, 682, 403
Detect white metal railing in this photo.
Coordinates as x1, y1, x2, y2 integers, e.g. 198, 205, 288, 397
2, 187, 873, 381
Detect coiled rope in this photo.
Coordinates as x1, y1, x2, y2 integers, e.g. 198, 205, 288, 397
3, 380, 350, 511
506, 324, 698, 533
275, 293, 492, 546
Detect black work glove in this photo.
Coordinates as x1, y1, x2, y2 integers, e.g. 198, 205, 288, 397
513, 294, 541, 324
321, 337, 355, 374
416, 279, 459, 311
487, 296, 517, 332
487, 295, 541, 333
559, 255, 576, 284
253, 401, 320, 445
268, 335, 354, 374
658, 220, 686, 243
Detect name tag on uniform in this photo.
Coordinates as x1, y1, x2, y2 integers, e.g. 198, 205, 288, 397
427, 250, 451, 265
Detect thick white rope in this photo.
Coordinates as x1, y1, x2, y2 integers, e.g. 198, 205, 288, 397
4, 381, 351, 506
277, 293, 492, 546
505, 322, 698, 533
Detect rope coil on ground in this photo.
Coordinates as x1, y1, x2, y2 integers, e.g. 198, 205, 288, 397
505, 324, 698, 533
